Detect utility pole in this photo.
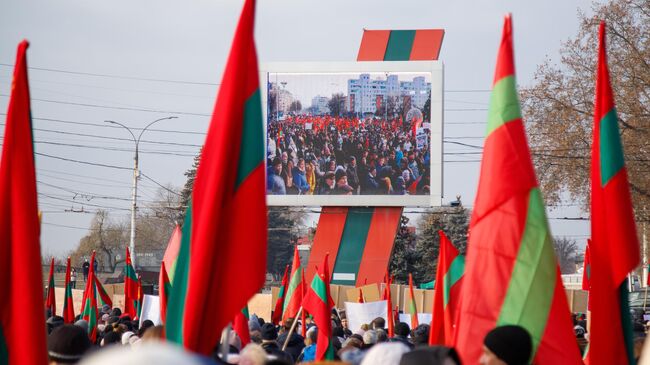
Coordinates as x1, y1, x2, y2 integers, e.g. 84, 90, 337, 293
105, 116, 177, 269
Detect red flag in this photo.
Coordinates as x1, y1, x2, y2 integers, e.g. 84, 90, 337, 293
165, 0, 267, 353
45, 258, 56, 316
272, 265, 289, 324
94, 275, 113, 308
357, 288, 365, 303
587, 21, 640, 365
407, 273, 418, 328
233, 307, 251, 347
429, 231, 464, 345
453, 16, 582, 364
136, 276, 143, 319
162, 224, 182, 282
124, 247, 139, 318
302, 254, 335, 360
301, 270, 307, 338
62, 257, 75, 323
159, 261, 171, 324
283, 246, 304, 322
81, 251, 99, 342
582, 240, 591, 291
0, 40, 48, 364
383, 273, 394, 337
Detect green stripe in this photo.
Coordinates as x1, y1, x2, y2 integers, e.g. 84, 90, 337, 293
242, 305, 250, 320
125, 263, 137, 281
384, 30, 416, 61
619, 281, 635, 365
282, 268, 303, 316
486, 76, 521, 136
235, 89, 264, 189
310, 274, 329, 304
325, 342, 335, 360
443, 255, 465, 307
0, 325, 7, 364
331, 207, 373, 285
409, 297, 417, 315
166, 201, 193, 344
599, 109, 625, 186
497, 188, 556, 358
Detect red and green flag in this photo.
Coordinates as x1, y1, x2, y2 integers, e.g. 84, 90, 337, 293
81, 251, 99, 343
272, 264, 289, 325
301, 271, 307, 338
159, 260, 171, 324
407, 273, 418, 329
0, 40, 48, 365
582, 240, 591, 291
302, 254, 335, 361
63, 257, 75, 323
233, 306, 251, 347
283, 246, 303, 323
124, 247, 139, 318
45, 258, 56, 316
135, 276, 143, 319
164, 0, 267, 354
162, 224, 182, 283
453, 16, 582, 364
429, 230, 464, 346
587, 21, 640, 365
94, 275, 112, 308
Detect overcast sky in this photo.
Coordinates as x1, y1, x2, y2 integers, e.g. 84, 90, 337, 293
0, 0, 598, 257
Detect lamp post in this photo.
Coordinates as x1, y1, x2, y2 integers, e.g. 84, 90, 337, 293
105, 116, 177, 269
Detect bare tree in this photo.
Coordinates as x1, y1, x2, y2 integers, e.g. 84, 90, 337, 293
553, 237, 579, 274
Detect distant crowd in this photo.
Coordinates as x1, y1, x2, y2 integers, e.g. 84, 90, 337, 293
266, 116, 431, 196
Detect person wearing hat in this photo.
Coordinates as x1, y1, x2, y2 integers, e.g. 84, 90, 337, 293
317, 171, 336, 195
333, 170, 353, 195
48, 324, 92, 364
480, 325, 532, 365
260, 323, 294, 364
399, 346, 462, 365
277, 318, 305, 362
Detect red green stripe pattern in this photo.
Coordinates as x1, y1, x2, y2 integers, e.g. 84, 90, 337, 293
453, 16, 582, 364
233, 305, 251, 347
357, 29, 445, 61
159, 261, 171, 324
272, 264, 289, 324
94, 275, 112, 308
45, 258, 56, 315
0, 40, 48, 364
165, 0, 267, 355
81, 251, 99, 343
135, 277, 143, 319
429, 231, 464, 346
124, 247, 139, 318
282, 246, 303, 322
407, 273, 418, 328
587, 21, 640, 365
63, 257, 75, 323
302, 254, 335, 361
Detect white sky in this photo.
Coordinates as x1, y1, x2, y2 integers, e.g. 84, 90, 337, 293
0, 0, 597, 257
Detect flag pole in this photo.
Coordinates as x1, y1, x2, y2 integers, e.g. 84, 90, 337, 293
221, 323, 232, 362
644, 285, 648, 311
282, 306, 303, 351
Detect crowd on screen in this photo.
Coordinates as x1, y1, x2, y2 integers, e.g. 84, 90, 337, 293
266, 115, 431, 196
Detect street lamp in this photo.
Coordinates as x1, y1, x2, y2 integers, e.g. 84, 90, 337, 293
105, 116, 177, 269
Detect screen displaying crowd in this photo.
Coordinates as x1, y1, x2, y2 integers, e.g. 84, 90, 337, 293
266, 115, 431, 196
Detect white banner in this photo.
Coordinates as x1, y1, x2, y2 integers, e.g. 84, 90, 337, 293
398, 313, 432, 326
345, 300, 387, 333
139, 294, 161, 326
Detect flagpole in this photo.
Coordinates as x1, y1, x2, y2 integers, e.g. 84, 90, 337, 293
644, 285, 648, 311
282, 306, 303, 351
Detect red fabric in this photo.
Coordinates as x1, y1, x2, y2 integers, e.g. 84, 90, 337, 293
588, 21, 640, 365
159, 261, 170, 324
162, 225, 182, 271
272, 265, 289, 325
181, 0, 267, 355
357, 288, 364, 303
408, 273, 418, 328
302, 254, 335, 361
233, 310, 250, 347
429, 231, 461, 345
137, 277, 143, 319
301, 271, 307, 338
46, 258, 56, 315
63, 257, 75, 323
283, 246, 303, 322
582, 240, 591, 291
383, 273, 394, 337
81, 251, 99, 343
124, 247, 138, 318
0, 40, 48, 364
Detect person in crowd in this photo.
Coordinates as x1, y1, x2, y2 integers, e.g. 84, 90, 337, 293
333, 170, 353, 195
48, 324, 92, 364
346, 156, 360, 194
93, 258, 99, 273
376, 329, 389, 343
362, 330, 377, 350
392, 176, 407, 195
371, 317, 386, 331
82, 260, 90, 282
480, 325, 532, 365
317, 172, 336, 195
292, 158, 310, 195
411, 324, 430, 348
71, 268, 77, 289
282, 160, 298, 194
391, 322, 413, 349
360, 342, 410, 365
305, 160, 316, 195
267, 157, 286, 195
260, 323, 293, 364
297, 327, 317, 363
399, 346, 462, 365
277, 318, 305, 362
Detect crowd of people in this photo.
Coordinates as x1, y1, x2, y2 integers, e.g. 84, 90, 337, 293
266, 115, 431, 196
45, 304, 625, 365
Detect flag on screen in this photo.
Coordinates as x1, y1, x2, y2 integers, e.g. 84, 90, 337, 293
452, 15, 582, 364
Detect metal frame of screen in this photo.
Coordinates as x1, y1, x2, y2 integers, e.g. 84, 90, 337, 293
260, 61, 443, 207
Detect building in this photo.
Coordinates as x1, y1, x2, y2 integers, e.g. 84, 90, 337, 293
269, 82, 295, 116
310, 95, 330, 115
347, 74, 431, 115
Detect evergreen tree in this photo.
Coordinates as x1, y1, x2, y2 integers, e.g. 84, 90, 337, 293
267, 207, 305, 277
179, 148, 202, 220
389, 215, 417, 284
